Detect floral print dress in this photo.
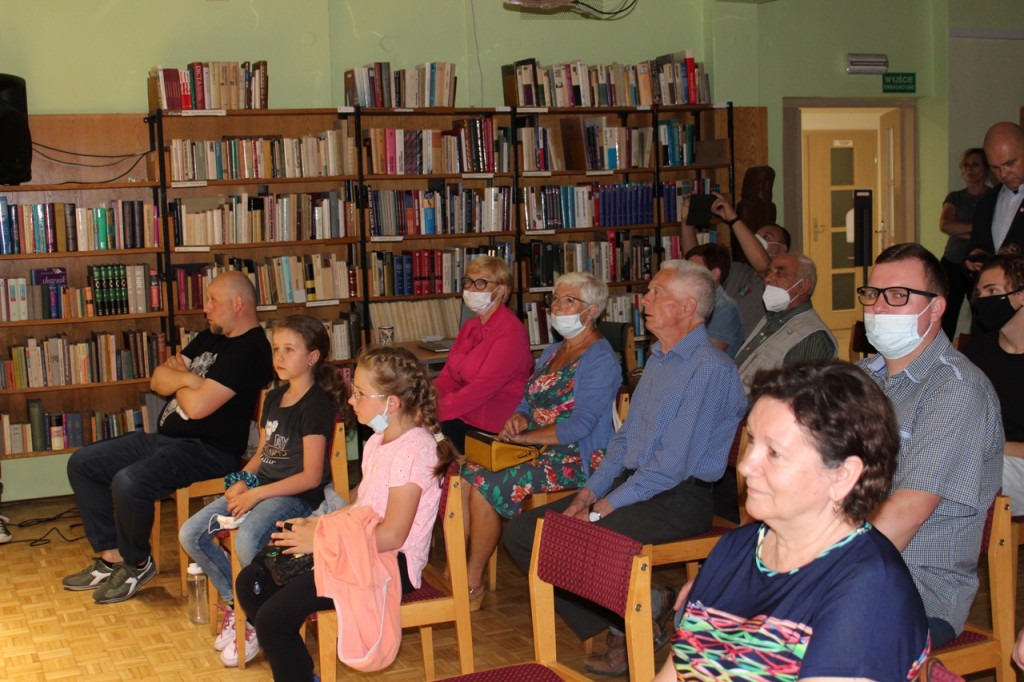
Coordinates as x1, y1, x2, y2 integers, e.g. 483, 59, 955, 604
462, 351, 601, 519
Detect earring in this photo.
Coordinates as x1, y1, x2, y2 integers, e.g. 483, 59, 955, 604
832, 500, 842, 514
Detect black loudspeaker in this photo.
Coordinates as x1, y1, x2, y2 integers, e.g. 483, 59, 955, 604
0, 74, 31, 185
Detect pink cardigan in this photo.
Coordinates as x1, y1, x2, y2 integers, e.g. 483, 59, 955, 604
313, 505, 401, 672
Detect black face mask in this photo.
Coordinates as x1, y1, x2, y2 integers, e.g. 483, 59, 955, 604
972, 290, 1023, 333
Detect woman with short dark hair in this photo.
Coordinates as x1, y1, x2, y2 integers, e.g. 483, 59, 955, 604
655, 359, 930, 681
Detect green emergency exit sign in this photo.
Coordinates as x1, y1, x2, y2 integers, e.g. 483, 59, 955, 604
883, 73, 916, 93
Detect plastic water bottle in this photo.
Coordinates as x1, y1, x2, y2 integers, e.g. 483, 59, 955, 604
186, 562, 209, 624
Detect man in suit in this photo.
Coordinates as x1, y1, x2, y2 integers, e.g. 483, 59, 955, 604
966, 122, 1024, 271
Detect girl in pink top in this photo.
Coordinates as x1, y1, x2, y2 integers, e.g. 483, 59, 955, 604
234, 345, 457, 681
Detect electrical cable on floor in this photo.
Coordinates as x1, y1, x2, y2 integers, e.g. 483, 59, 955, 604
2, 507, 85, 547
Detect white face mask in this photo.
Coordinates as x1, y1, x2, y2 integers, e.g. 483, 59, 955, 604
762, 281, 801, 313
551, 311, 586, 339
863, 301, 934, 359
367, 401, 390, 434
463, 288, 496, 315
755, 233, 770, 251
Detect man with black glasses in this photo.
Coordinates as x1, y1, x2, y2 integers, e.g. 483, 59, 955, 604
855, 243, 1003, 648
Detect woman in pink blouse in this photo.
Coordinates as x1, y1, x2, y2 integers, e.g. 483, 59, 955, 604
434, 255, 533, 453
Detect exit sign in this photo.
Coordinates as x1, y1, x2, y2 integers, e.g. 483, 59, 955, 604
883, 72, 916, 93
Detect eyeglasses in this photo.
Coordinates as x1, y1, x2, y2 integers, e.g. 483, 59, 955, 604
856, 286, 938, 307
544, 293, 591, 308
461, 276, 497, 291
351, 390, 389, 401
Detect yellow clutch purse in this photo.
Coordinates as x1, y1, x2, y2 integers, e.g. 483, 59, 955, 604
464, 430, 541, 472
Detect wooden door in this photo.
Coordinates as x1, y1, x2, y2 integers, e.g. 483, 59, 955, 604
802, 129, 878, 332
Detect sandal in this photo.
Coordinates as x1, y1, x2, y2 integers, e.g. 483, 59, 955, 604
467, 584, 485, 612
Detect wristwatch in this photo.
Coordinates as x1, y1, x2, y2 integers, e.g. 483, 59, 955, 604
588, 504, 601, 523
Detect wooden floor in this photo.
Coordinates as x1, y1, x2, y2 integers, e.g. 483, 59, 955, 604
0, 496, 689, 681
0, 495, 1016, 681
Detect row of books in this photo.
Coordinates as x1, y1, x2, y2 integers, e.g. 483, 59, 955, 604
168, 187, 360, 247
1, 330, 167, 391
520, 234, 655, 289
366, 185, 513, 237
259, 311, 364, 363
523, 182, 655, 231
367, 243, 514, 298
167, 119, 355, 182
360, 119, 513, 176
0, 197, 160, 255
0, 264, 159, 323
367, 298, 463, 344
149, 61, 268, 111
343, 61, 457, 109
1, 393, 165, 455
501, 51, 709, 108
523, 300, 556, 346
605, 292, 648, 338
172, 252, 361, 311
517, 117, 656, 173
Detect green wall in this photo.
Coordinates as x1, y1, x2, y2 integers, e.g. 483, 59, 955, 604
3, 0, 1020, 500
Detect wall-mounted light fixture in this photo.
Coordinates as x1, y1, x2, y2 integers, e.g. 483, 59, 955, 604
845, 53, 889, 75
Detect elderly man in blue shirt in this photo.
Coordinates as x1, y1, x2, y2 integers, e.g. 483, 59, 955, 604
503, 259, 747, 677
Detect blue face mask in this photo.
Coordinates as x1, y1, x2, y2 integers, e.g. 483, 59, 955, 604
367, 402, 390, 434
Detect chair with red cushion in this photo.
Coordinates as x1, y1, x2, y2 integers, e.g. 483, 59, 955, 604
437, 509, 654, 682
927, 495, 1014, 681
314, 469, 475, 681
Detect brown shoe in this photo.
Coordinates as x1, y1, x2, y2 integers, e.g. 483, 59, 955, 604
652, 585, 678, 650
467, 584, 485, 613
584, 631, 628, 676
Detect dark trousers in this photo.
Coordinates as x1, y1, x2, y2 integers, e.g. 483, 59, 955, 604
502, 475, 713, 641
66, 431, 238, 564
235, 553, 413, 682
941, 257, 973, 341
440, 419, 474, 456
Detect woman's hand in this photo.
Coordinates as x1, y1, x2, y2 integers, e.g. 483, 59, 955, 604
223, 481, 248, 505
498, 413, 529, 442
272, 517, 316, 555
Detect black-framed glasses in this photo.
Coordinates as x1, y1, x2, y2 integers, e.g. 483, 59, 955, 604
544, 293, 591, 308
856, 286, 938, 307
461, 276, 496, 291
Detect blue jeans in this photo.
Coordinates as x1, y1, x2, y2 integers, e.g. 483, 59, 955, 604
67, 432, 239, 565
179, 494, 312, 601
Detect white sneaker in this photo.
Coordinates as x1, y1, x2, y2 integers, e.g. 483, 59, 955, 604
0, 515, 11, 544
219, 622, 259, 666
213, 604, 236, 652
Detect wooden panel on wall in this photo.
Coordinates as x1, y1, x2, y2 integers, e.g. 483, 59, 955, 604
733, 106, 769, 192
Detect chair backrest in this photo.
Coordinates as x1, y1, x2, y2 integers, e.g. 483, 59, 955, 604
535, 510, 642, 616
529, 510, 653, 681
849, 320, 877, 360
597, 320, 637, 380
329, 419, 350, 504
984, 496, 1014, 655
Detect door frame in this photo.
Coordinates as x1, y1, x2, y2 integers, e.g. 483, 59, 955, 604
782, 98, 918, 256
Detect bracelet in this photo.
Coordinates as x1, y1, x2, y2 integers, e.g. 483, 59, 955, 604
224, 471, 260, 490
724, 216, 740, 227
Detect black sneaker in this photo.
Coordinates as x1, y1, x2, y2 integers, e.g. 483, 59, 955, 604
62, 558, 114, 591
92, 557, 156, 604
0, 514, 11, 544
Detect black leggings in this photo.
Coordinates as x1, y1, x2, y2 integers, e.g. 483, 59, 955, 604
235, 553, 414, 682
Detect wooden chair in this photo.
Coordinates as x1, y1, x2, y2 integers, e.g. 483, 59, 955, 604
153, 389, 268, 595
315, 472, 475, 681
210, 418, 348, 669
437, 510, 654, 682
484, 382, 633, 592
597, 321, 637, 382
928, 495, 1014, 682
